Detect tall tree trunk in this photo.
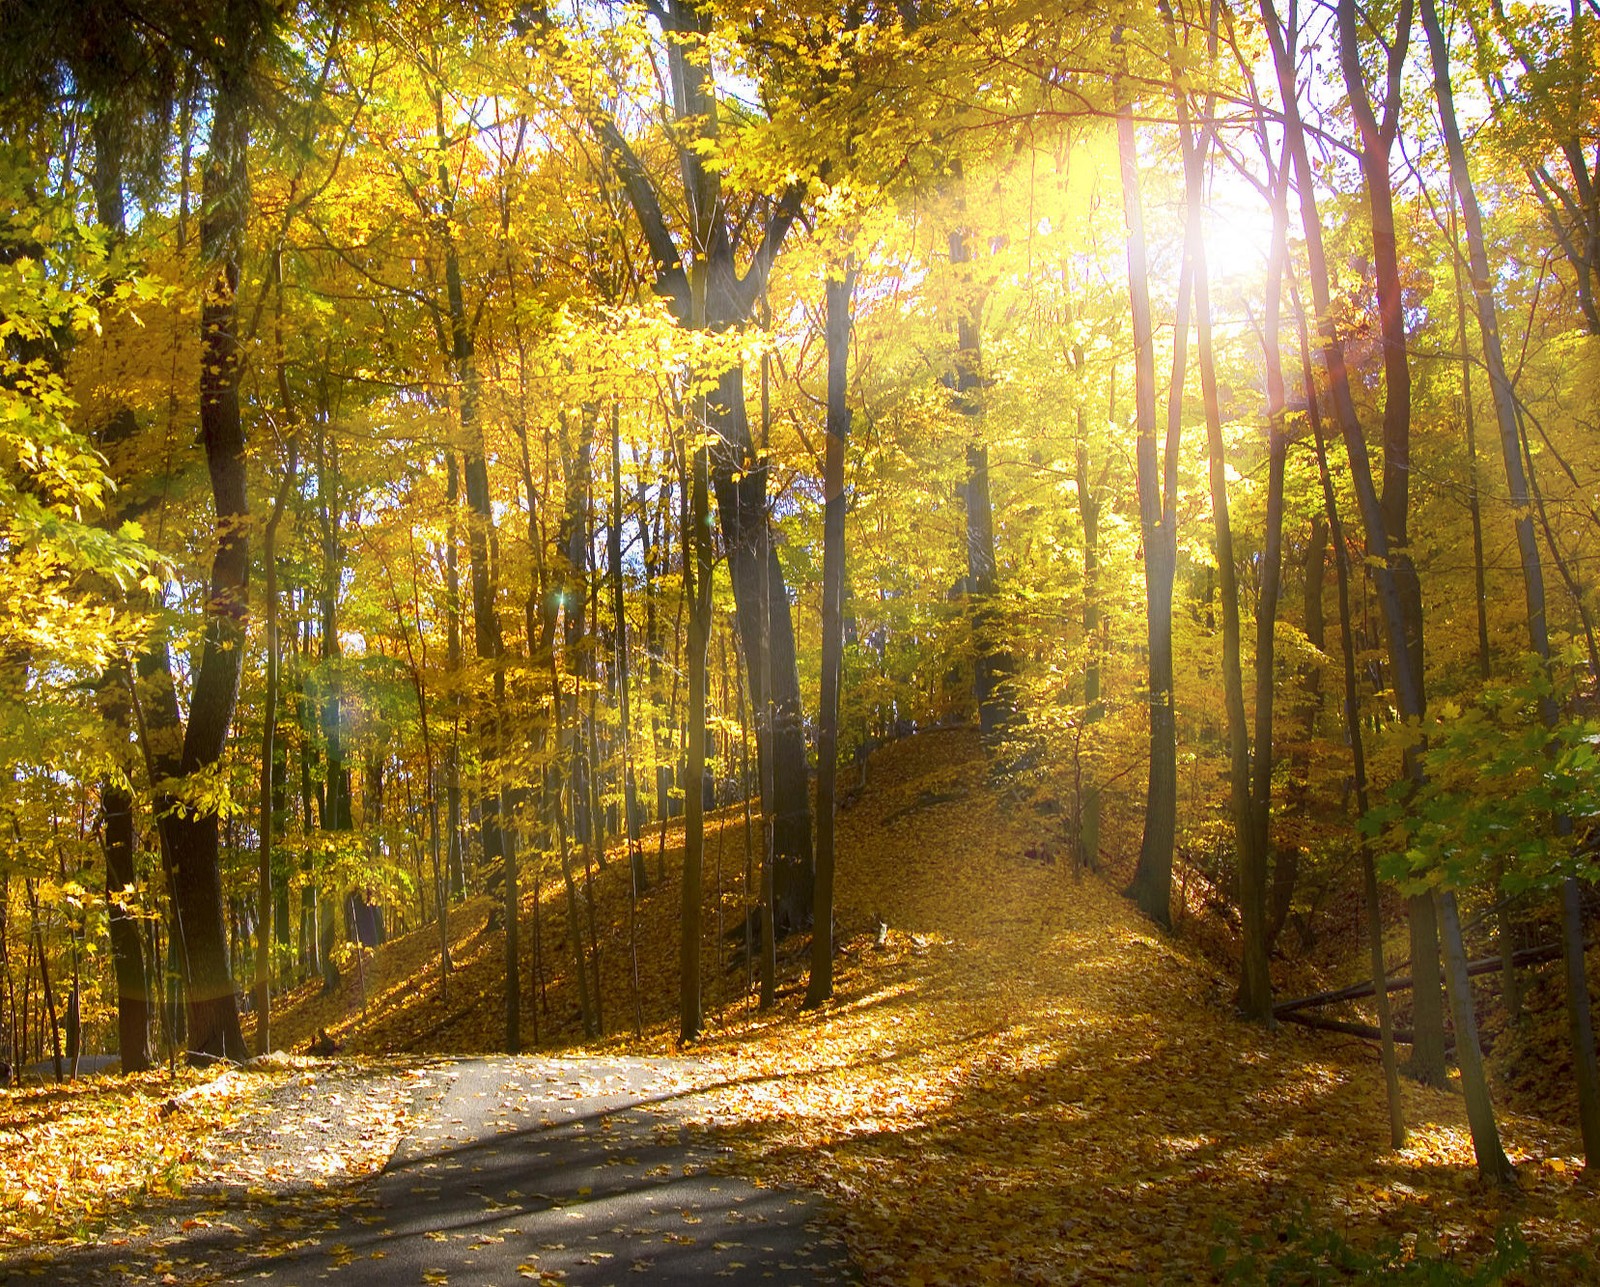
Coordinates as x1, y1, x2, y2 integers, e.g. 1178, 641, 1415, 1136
1334, 0, 1461, 1094
610, 407, 647, 893
682, 275, 715, 1039
593, 0, 814, 932
545, 579, 597, 1040
87, 113, 152, 1075
165, 32, 255, 1063
806, 270, 854, 1009
1170, 19, 1269, 1016
1300, 307, 1407, 1148
1336, 0, 1424, 707
1073, 425, 1102, 873
445, 450, 465, 900
641, 468, 668, 826
1423, 0, 1600, 1163
315, 417, 353, 998
1117, 38, 1179, 930
946, 171, 1011, 740
1065, 257, 1105, 871
1449, 212, 1493, 684
254, 454, 292, 1053
255, 245, 298, 1055
1263, 0, 1457, 1089
435, 87, 517, 1051
1251, 147, 1292, 973
709, 401, 813, 932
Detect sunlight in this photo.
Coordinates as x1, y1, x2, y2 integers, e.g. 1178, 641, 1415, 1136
1203, 187, 1282, 284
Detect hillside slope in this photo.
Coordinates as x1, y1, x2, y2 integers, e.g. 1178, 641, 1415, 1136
276, 728, 1595, 1283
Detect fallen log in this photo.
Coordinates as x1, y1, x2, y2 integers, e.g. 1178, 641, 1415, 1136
1273, 940, 1576, 1017
1278, 1012, 1419, 1044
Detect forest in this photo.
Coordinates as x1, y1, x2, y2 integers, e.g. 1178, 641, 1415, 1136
3, 0, 1600, 1280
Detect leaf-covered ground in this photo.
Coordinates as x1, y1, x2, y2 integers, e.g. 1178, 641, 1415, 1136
6, 728, 1598, 1282
678, 732, 1597, 1283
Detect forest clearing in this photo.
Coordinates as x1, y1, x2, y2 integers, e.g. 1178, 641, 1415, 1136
5, 0, 1600, 1281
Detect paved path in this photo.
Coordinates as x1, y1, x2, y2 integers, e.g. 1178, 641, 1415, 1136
221, 1056, 853, 1286
0, 1057, 854, 1286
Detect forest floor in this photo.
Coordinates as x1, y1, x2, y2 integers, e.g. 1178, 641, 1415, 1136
4, 727, 1598, 1283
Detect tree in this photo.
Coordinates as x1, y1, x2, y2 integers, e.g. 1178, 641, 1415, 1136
1117, 19, 1180, 930
553, 1, 817, 932
806, 266, 855, 1009
1422, 0, 1600, 1163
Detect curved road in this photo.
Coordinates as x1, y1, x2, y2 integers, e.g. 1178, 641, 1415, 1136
227, 1056, 855, 1286
0, 1057, 855, 1286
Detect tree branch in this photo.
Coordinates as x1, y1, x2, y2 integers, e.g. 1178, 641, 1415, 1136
733, 182, 806, 318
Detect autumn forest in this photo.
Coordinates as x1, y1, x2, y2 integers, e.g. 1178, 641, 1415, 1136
3, 0, 1600, 1280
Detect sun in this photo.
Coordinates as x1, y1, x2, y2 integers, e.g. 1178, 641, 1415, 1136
1202, 181, 1285, 284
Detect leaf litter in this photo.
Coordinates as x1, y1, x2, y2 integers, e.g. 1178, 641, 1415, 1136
4, 727, 1597, 1283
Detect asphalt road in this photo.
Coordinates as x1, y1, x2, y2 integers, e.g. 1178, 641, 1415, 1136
219, 1055, 855, 1286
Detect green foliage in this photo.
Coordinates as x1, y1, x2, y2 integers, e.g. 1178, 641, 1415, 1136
0, 154, 155, 683
1211, 1205, 1531, 1285
1367, 657, 1600, 895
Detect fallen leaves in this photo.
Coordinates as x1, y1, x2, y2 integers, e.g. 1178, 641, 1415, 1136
0, 1064, 257, 1246
673, 730, 1598, 1283
9, 728, 1596, 1285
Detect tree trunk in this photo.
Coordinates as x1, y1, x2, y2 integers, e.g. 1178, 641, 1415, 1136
1117, 38, 1178, 930
434, 85, 517, 1051
1070, 289, 1104, 875
610, 407, 647, 895
1264, 0, 1459, 1090
102, 768, 151, 1073
1171, 31, 1269, 1017
945, 174, 1011, 740
1073, 428, 1102, 873
87, 114, 152, 1075
314, 417, 352, 1001
682, 275, 715, 1039
593, 0, 814, 932
1422, 0, 1600, 1161
165, 39, 254, 1063
709, 413, 813, 932
806, 270, 854, 1009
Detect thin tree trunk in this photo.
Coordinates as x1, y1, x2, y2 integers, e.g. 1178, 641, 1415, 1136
1117, 34, 1178, 929
946, 168, 1011, 739
682, 261, 715, 1041
255, 449, 293, 1053
1449, 213, 1493, 684
87, 115, 152, 1075
25, 880, 63, 1083
433, 84, 517, 1051
1069, 291, 1105, 875
1263, 0, 1458, 1090
545, 619, 596, 1038
611, 407, 647, 893
806, 270, 854, 1008
1300, 310, 1407, 1149
594, 2, 814, 930
1170, 20, 1269, 1016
